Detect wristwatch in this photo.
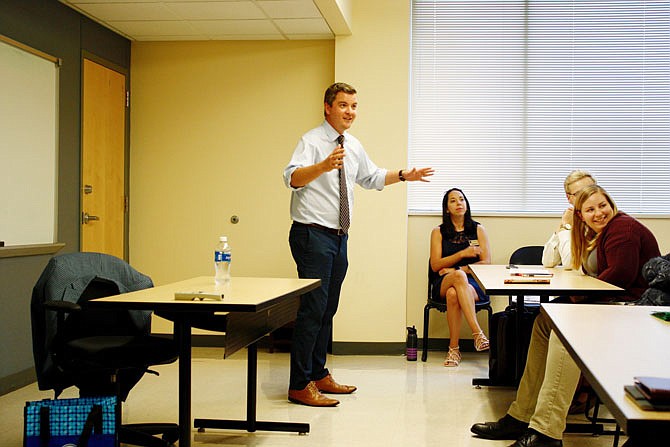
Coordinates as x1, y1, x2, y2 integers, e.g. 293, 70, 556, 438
560, 223, 572, 231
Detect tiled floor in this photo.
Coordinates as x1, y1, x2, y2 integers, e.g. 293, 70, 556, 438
1, 349, 622, 446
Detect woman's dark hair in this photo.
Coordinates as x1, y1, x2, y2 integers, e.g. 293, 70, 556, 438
440, 188, 478, 239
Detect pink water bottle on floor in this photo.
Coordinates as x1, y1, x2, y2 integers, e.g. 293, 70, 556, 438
406, 326, 418, 361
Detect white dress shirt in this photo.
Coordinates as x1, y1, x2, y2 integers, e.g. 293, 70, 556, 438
283, 121, 387, 230
542, 228, 572, 267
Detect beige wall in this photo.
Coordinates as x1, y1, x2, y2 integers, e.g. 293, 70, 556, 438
130, 39, 334, 281
329, 0, 412, 342
129, 3, 670, 342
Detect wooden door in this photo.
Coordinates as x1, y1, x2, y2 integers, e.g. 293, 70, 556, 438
81, 58, 126, 258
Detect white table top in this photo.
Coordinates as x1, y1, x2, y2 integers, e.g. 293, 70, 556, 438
91, 276, 320, 313
542, 303, 670, 435
469, 264, 624, 297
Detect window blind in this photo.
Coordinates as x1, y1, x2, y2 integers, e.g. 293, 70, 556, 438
409, 0, 670, 215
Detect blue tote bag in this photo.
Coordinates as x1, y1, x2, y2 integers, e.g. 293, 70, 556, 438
24, 396, 117, 447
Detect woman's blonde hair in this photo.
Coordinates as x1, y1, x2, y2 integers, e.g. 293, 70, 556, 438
570, 185, 618, 270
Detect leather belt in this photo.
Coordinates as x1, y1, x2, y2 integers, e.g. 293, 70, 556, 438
293, 221, 346, 236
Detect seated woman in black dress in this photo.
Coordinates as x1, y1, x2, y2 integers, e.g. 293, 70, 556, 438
429, 188, 491, 367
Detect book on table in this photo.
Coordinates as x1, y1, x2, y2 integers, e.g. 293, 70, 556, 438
504, 266, 552, 284
624, 382, 670, 411
634, 376, 670, 404
504, 277, 551, 284
509, 266, 553, 277
174, 286, 225, 301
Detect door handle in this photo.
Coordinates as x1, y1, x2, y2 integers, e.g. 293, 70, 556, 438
82, 212, 100, 224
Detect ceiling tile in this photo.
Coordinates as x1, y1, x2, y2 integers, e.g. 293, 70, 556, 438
73, 3, 179, 21
191, 19, 281, 36
108, 20, 199, 37
165, 1, 266, 20
206, 34, 286, 41
59, 0, 338, 41
275, 18, 331, 35
257, 0, 322, 19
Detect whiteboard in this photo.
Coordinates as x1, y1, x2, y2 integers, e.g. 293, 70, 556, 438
0, 36, 59, 246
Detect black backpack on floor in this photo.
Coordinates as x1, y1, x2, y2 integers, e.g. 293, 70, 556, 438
488, 304, 540, 386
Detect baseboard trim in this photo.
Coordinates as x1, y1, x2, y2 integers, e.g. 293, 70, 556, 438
188, 336, 480, 355
332, 342, 404, 355
331, 339, 479, 355
0, 367, 36, 396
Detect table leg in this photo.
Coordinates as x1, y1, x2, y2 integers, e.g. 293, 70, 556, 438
514, 294, 525, 382
194, 342, 310, 434
176, 319, 192, 447
246, 343, 257, 431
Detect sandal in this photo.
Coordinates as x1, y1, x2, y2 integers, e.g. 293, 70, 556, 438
473, 331, 490, 352
444, 347, 461, 367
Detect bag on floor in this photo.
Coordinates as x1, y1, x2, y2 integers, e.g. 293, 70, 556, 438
24, 395, 117, 447
488, 304, 540, 385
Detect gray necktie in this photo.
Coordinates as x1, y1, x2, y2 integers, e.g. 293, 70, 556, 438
337, 135, 349, 234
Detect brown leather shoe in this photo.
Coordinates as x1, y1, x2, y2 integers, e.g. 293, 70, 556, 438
314, 374, 357, 394
288, 382, 339, 407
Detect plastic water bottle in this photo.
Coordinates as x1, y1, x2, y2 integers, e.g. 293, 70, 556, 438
214, 236, 231, 285
406, 326, 418, 361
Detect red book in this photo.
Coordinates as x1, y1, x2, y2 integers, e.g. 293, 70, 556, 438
634, 376, 670, 404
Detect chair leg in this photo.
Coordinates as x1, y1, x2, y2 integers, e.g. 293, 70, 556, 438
587, 394, 622, 444
613, 424, 621, 447
421, 304, 431, 361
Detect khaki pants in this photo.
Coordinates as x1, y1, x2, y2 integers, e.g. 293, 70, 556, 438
507, 312, 582, 439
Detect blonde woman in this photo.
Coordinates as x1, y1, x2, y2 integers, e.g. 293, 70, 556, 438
571, 184, 660, 301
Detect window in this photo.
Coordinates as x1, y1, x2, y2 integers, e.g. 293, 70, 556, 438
409, 0, 670, 215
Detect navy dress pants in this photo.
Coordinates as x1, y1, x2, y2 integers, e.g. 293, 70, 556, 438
288, 223, 348, 390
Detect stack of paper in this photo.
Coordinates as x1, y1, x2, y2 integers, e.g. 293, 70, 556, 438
504, 266, 552, 284
174, 289, 225, 301
509, 267, 553, 277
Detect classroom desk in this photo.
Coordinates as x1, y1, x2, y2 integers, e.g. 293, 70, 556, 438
542, 303, 670, 446
469, 265, 623, 385
90, 276, 320, 447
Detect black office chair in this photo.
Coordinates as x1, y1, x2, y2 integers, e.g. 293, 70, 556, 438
421, 261, 492, 361
507, 245, 545, 307
31, 252, 180, 447
508, 245, 544, 266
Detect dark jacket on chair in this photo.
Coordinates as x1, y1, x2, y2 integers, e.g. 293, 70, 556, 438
638, 253, 670, 306
31, 252, 153, 393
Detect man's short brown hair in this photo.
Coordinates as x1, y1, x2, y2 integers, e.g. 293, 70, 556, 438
324, 82, 357, 107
